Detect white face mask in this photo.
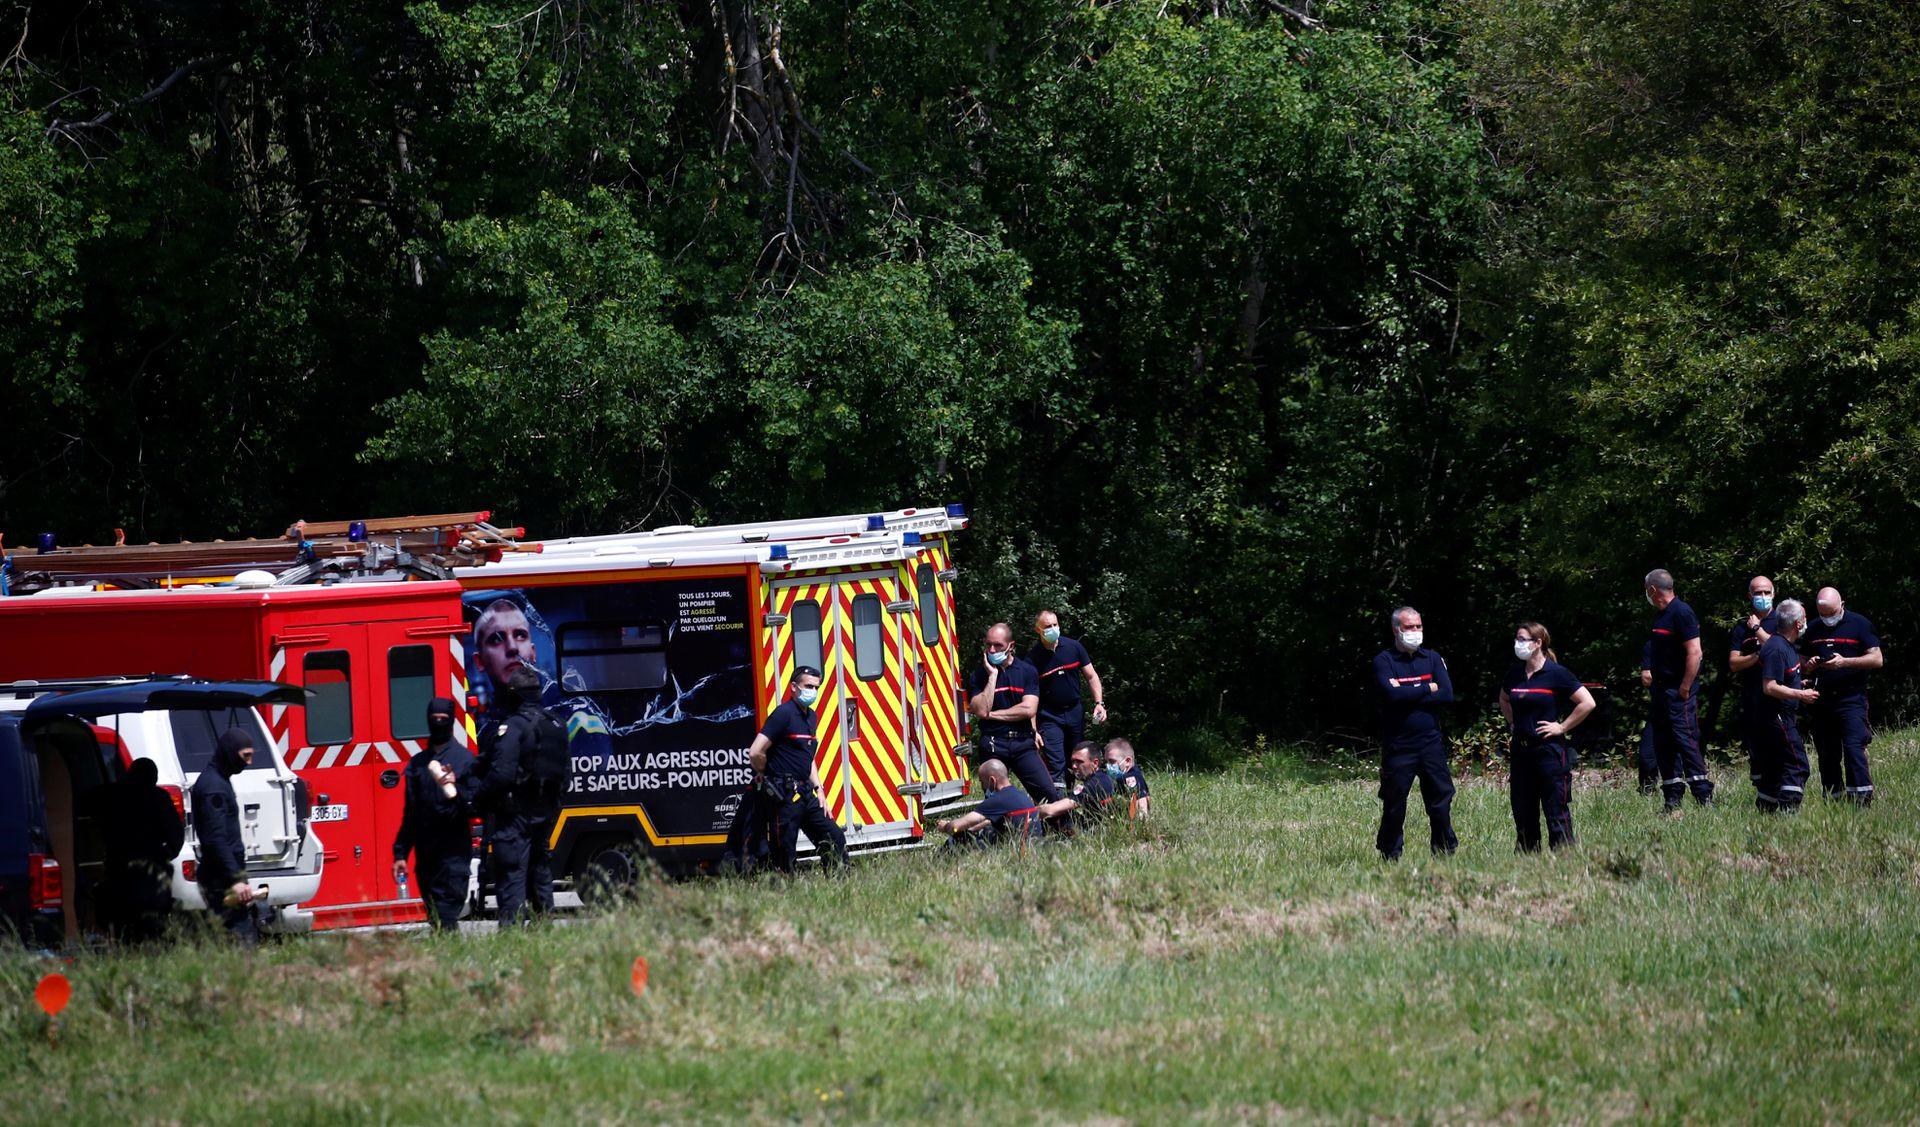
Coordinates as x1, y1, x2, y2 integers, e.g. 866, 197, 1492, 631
1820, 611, 1843, 627
1514, 640, 1535, 661
1399, 630, 1423, 650
1645, 590, 1658, 608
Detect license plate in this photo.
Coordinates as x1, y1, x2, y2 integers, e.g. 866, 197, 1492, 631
310, 804, 349, 823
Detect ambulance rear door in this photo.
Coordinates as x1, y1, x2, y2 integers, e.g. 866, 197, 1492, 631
765, 578, 853, 832
282, 625, 384, 907
830, 570, 916, 846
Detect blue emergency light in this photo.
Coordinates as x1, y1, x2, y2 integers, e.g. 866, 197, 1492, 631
903, 532, 923, 545
769, 544, 789, 560
347, 520, 368, 542
944, 503, 967, 518
37, 532, 56, 553
866, 515, 885, 530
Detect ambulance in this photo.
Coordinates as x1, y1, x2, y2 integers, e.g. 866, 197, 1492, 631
0, 505, 973, 927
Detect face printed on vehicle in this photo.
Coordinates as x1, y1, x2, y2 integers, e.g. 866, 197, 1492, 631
475, 600, 535, 690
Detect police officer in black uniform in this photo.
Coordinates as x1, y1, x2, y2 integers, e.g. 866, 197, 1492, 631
746, 665, 849, 872
1801, 587, 1885, 804
1643, 568, 1713, 810
392, 697, 474, 931
1726, 575, 1781, 796
467, 666, 564, 926
96, 757, 185, 943
1370, 606, 1457, 860
966, 623, 1062, 803
190, 729, 260, 944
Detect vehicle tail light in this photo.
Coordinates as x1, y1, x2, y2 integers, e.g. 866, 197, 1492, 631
292, 778, 311, 823
181, 859, 198, 883
28, 854, 62, 911
159, 784, 185, 823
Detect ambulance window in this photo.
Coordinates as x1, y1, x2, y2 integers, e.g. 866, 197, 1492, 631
387, 645, 435, 740
852, 594, 883, 681
792, 601, 824, 673
304, 650, 353, 745
916, 564, 940, 645
557, 622, 668, 691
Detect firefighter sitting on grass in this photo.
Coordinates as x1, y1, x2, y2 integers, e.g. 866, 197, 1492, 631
1036, 741, 1119, 834
1104, 737, 1152, 819
935, 759, 1042, 847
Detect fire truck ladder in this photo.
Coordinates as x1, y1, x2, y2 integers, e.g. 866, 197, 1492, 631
0, 511, 535, 595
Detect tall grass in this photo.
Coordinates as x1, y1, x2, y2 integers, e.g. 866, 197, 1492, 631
5, 735, 1918, 1123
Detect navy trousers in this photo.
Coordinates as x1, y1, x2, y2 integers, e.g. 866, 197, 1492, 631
1377, 733, 1457, 859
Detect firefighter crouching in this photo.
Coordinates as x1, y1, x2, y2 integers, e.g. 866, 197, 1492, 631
395, 697, 475, 931
466, 666, 568, 926
746, 665, 849, 873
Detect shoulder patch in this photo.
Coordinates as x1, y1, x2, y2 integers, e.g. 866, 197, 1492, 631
497, 724, 509, 736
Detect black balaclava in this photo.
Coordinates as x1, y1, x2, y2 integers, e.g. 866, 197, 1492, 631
126, 757, 159, 789
213, 729, 255, 777
426, 697, 457, 743
506, 666, 542, 709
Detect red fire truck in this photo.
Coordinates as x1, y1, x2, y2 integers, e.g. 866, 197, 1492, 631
0, 505, 972, 929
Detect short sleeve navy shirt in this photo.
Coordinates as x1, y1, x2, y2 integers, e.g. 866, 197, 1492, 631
1027, 637, 1094, 717
1648, 599, 1701, 688
1121, 765, 1150, 799
1758, 634, 1806, 722
1066, 769, 1117, 823
757, 700, 819, 779
1502, 660, 1582, 745
1799, 610, 1882, 699
1729, 611, 1782, 705
974, 784, 1041, 840
966, 658, 1040, 739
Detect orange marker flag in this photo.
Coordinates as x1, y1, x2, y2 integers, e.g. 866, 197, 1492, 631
630, 955, 649, 997
35, 973, 72, 1017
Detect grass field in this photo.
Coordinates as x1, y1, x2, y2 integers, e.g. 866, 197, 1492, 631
6, 734, 1920, 1123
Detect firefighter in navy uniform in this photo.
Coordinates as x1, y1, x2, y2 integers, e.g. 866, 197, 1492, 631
1370, 606, 1457, 860
1026, 610, 1108, 784
190, 729, 261, 945
1755, 599, 1818, 812
746, 665, 849, 872
1643, 568, 1713, 810
467, 666, 567, 926
1036, 741, 1119, 834
966, 623, 1063, 804
1726, 576, 1781, 797
1801, 587, 1885, 804
1498, 622, 1596, 851
392, 697, 475, 931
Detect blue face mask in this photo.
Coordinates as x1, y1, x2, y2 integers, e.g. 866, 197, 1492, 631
1042, 626, 1061, 644
1752, 594, 1773, 613
987, 650, 1009, 667
796, 686, 819, 707
1105, 763, 1125, 779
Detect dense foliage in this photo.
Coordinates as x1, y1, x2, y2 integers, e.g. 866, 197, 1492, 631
4, 1, 1917, 753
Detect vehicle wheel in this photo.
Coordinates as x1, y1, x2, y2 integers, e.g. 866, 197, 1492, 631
575, 838, 646, 906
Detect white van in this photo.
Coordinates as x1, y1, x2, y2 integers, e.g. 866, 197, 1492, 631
3, 677, 325, 933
